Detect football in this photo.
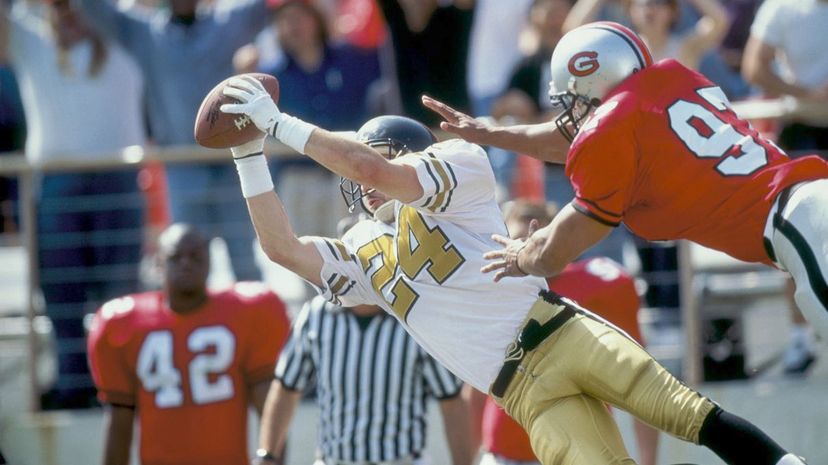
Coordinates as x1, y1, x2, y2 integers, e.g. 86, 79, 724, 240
193, 73, 280, 149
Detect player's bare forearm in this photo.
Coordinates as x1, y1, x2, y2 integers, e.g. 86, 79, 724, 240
303, 128, 424, 203
245, 191, 324, 287
422, 95, 569, 164
258, 381, 301, 463
492, 121, 569, 164
101, 406, 135, 465
517, 223, 565, 278
562, 0, 606, 33
518, 203, 612, 277
250, 379, 272, 417
440, 396, 474, 465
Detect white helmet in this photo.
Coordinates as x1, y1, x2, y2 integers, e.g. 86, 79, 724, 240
548, 22, 653, 141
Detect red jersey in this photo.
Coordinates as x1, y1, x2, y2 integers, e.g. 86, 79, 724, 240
566, 59, 828, 265
483, 258, 640, 460
87, 283, 290, 465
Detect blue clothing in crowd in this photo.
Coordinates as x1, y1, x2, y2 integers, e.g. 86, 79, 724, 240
75, 0, 269, 146
263, 44, 381, 132
76, 0, 271, 281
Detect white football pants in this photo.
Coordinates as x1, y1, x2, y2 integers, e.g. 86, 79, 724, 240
764, 178, 828, 339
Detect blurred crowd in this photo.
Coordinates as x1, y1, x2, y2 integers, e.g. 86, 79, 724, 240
0, 0, 826, 427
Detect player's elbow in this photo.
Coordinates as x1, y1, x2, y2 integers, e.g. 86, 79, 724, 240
260, 242, 286, 266
350, 152, 404, 196
260, 236, 300, 268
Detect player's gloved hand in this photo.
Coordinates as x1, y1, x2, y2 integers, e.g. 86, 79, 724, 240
221, 75, 316, 154
480, 219, 540, 282
221, 76, 283, 135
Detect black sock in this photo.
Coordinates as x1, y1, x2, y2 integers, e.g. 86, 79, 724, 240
698, 406, 787, 465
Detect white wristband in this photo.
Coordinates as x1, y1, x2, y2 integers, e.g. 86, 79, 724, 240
234, 154, 274, 198
271, 114, 316, 154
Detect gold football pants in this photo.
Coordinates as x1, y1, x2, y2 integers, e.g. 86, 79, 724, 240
490, 297, 715, 465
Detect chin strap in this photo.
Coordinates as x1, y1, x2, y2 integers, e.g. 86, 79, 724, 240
373, 202, 395, 224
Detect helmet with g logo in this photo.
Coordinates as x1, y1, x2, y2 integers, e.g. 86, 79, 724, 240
548, 22, 653, 141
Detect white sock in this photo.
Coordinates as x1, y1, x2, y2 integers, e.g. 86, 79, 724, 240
790, 324, 814, 351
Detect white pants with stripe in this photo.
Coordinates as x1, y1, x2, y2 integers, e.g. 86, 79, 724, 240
764, 179, 828, 338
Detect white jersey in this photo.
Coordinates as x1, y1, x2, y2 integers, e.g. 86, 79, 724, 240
308, 139, 548, 392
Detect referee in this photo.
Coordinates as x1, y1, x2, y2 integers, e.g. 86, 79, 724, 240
253, 296, 472, 465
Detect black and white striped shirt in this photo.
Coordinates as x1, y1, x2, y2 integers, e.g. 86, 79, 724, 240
276, 296, 463, 463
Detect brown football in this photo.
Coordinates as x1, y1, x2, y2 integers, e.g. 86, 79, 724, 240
194, 73, 280, 149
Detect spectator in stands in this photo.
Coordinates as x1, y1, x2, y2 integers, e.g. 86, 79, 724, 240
465, 199, 658, 465
88, 223, 291, 465
233, 0, 382, 239
254, 295, 472, 465
0, 64, 24, 233
490, 0, 573, 125
75, 0, 271, 282
464, 0, 532, 203
742, 0, 828, 374
564, 0, 729, 71
466, 0, 532, 117
719, 0, 760, 75
742, 0, 828, 151
376, 0, 474, 126
238, 0, 382, 131
331, 0, 387, 50
1, 0, 145, 409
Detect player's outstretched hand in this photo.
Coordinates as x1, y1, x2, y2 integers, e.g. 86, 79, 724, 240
422, 95, 494, 146
221, 75, 283, 134
481, 219, 539, 282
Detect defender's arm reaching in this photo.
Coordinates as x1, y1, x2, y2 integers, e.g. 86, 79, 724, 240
421, 95, 570, 164
481, 203, 612, 281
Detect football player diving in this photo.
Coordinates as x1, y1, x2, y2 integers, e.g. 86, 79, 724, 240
218, 69, 807, 464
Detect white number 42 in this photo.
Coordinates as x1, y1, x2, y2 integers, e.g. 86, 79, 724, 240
136, 326, 236, 408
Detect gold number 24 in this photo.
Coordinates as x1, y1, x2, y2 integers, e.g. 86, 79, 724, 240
356, 207, 464, 320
